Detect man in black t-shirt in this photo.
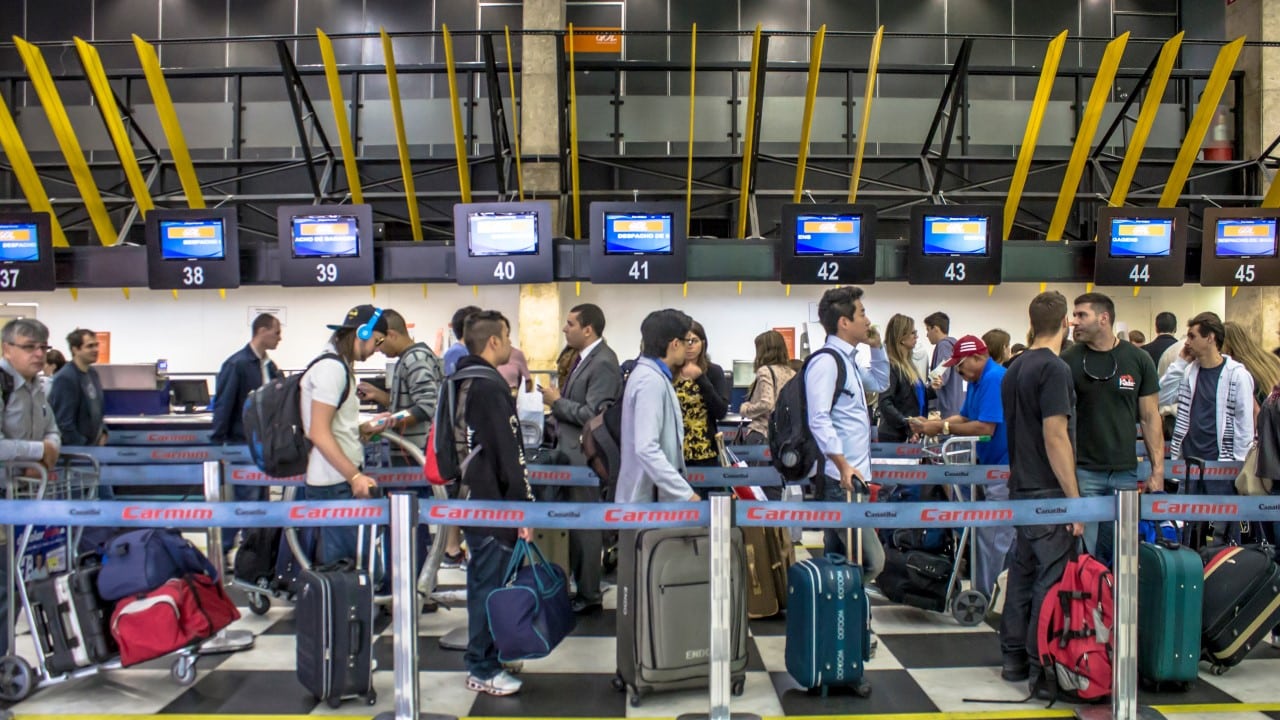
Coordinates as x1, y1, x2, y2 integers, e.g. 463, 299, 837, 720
998, 291, 1084, 698
1061, 292, 1164, 564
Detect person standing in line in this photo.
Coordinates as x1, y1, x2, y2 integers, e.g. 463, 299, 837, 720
983, 329, 1013, 366
997, 291, 1083, 700
1127, 330, 1146, 349
355, 309, 443, 456
443, 305, 481, 377
675, 320, 731, 472
1061, 292, 1164, 563
1143, 312, 1179, 366
924, 311, 964, 418
1222, 320, 1280, 414
41, 349, 66, 394
539, 303, 622, 615
877, 314, 927, 444
738, 330, 796, 445
48, 329, 107, 447
1159, 312, 1254, 463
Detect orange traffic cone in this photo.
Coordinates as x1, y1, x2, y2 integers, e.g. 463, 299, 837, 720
1203, 108, 1233, 161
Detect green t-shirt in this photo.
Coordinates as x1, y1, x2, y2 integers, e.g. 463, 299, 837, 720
1061, 339, 1159, 471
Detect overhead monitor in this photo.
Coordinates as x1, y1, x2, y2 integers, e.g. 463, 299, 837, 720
1094, 207, 1187, 287
589, 202, 686, 284
907, 205, 1002, 285
146, 209, 240, 290
779, 204, 877, 285
276, 204, 374, 287
1200, 207, 1280, 287
453, 201, 555, 285
0, 212, 54, 291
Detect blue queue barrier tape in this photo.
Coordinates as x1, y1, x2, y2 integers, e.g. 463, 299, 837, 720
737, 496, 1118, 529
95, 463, 207, 486
63, 445, 252, 463
1141, 494, 1280, 521
0, 500, 390, 528
105, 429, 217, 445
421, 500, 707, 530
1164, 460, 1242, 481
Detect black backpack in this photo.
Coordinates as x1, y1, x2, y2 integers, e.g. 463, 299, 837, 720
424, 365, 503, 485
768, 348, 847, 482
244, 353, 349, 478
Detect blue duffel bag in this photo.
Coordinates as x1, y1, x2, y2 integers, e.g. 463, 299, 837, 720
485, 540, 575, 662
96, 528, 218, 601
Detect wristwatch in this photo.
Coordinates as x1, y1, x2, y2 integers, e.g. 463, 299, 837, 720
943, 420, 951, 435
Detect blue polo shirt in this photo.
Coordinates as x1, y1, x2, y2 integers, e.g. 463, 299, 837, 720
960, 358, 1008, 465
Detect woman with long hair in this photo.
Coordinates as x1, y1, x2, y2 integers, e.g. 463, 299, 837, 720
1223, 320, 1280, 411
878, 314, 930, 443
737, 330, 796, 445
675, 320, 730, 468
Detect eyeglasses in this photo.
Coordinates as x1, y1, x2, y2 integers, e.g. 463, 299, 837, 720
683, 337, 700, 345
1081, 349, 1118, 382
5, 341, 51, 354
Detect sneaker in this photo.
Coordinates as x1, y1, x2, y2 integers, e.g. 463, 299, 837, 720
467, 670, 522, 696
442, 550, 468, 569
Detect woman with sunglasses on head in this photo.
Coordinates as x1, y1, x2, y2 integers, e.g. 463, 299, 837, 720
878, 314, 932, 444
738, 330, 796, 445
676, 320, 731, 473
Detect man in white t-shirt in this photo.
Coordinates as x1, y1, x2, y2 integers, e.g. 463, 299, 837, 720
302, 304, 388, 563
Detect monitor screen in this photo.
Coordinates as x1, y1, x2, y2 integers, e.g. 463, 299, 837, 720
159, 219, 226, 261
1214, 217, 1279, 258
291, 215, 360, 258
795, 214, 862, 255
0, 223, 40, 263
467, 211, 539, 256
922, 216, 989, 256
1109, 217, 1173, 258
603, 212, 673, 254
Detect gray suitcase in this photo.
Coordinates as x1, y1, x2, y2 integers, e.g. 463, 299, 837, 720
613, 527, 749, 707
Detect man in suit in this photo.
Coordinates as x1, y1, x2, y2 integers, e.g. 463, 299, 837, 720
540, 304, 622, 614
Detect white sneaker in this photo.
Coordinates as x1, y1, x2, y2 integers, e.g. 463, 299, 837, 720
467, 670, 522, 696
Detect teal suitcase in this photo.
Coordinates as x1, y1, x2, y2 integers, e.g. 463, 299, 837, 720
1137, 540, 1202, 688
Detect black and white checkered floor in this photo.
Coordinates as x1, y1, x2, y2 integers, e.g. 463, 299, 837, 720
5, 535, 1280, 719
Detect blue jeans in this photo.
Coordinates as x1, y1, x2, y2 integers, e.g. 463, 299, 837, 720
463, 531, 515, 680
1078, 467, 1141, 564
820, 477, 885, 583
306, 483, 358, 565
223, 484, 268, 553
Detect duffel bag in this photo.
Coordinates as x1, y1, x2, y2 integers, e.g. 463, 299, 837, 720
97, 529, 217, 602
486, 540, 575, 662
110, 573, 240, 666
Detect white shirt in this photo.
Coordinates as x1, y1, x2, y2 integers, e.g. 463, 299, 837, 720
300, 346, 361, 487
577, 337, 604, 365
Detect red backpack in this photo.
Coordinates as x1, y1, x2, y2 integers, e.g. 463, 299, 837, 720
1036, 551, 1114, 703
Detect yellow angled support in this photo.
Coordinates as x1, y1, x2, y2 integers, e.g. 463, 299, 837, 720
1109, 33, 1182, 206
441, 25, 472, 203
1003, 30, 1067, 239
0, 94, 67, 246
848, 26, 883, 204
1158, 36, 1245, 208
380, 29, 421, 240
685, 23, 697, 237
317, 30, 363, 204
1046, 33, 1129, 241
568, 23, 582, 240
133, 35, 205, 208
504, 26, 524, 201
75, 38, 153, 216
737, 24, 763, 238
15, 37, 117, 245
1262, 172, 1280, 209
793, 25, 827, 203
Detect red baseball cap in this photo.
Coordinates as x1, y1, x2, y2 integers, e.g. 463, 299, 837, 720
943, 335, 988, 367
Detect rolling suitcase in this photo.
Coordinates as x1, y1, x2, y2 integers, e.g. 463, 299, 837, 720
1137, 540, 1201, 687
1201, 546, 1280, 672
744, 526, 793, 618
29, 566, 116, 675
875, 547, 950, 612
295, 528, 377, 708
614, 527, 749, 707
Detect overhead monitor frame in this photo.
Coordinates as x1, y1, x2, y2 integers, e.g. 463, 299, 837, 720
145, 207, 241, 290
1094, 206, 1187, 288
453, 201, 555, 285
1200, 206, 1280, 287
588, 201, 687, 284
779, 203, 878, 285
907, 205, 1003, 285
276, 204, 375, 287
0, 211, 56, 292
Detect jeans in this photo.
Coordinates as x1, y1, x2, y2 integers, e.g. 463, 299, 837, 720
306, 483, 358, 565
463, 531, 515, 680
1000, 520, 1075, 667
1077, 467, 1141, 565
970, 482, 1016, 598
820, 476, 885, 583
222, 484, 268, 553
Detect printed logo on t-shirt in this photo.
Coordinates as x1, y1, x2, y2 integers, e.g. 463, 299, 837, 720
1118, 374, 1136, 391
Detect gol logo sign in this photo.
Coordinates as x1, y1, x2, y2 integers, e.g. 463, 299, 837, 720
565, 27, 622, 54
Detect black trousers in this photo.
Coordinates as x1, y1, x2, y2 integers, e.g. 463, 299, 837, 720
999, 521, 1075, 666
566, 484, 604, 603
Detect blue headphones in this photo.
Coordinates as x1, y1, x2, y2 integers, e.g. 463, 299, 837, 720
358, 308, 384, 341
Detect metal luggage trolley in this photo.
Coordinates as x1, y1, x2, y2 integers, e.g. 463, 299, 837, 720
919, 436, 990, 627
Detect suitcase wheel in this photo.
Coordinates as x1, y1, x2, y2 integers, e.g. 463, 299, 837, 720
951, 590, 988, 627
328, 697, 341, 709
611, 673, 626, 692
732, 679, 745, 696
629, 689, 641, 708
1211, 664, 1228, 676
0, 655, 34, 702
366, 690, 378, 705
247, 591, 271, 616
171, 656, 197, 686
854, 679, 872, 698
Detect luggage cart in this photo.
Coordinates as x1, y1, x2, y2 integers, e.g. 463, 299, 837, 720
0, 454, 205, 702
919, 436, 990, 626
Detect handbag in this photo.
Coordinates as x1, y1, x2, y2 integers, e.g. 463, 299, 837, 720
1234, 446, 1272, 496
485, 540, 575, 662
110, 573, 240, 666
96, 529, 218, 602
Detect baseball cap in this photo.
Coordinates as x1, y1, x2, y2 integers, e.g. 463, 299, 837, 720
942, 334, 988, 367
327, 304, 389, 335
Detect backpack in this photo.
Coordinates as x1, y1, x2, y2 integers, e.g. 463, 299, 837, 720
580, 401, 623, 500
243, 353, 349, 478
768, 348, 847, 482
423, 365, 499, 485
1035, 550, 1114, 704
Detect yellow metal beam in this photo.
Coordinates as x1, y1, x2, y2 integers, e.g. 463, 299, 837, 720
685, 23, 697, 237
133, 35, 205, 208
737, 24, 763, 238
568, 23, 582, 239
379, 29, 421, 240
1108, 32, 1182, 207
0, 95, 67, 246
1003, 30, 1067, 239
504, 26, 524, 201
14, 37, 117, 245
317, 29, 363, 204
74, 37, 154, 216
1262, 171, 1280, 209
792, 25, 826, 203
441, 25, 472, 203
1158, 36, 1245, 208
1046, 32, 1129, 241
848, 26, 883, 204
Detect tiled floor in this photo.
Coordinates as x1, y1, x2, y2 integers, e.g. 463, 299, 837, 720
5, 535, 1280, 719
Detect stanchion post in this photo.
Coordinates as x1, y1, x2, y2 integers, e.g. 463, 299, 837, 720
199, 460, 254, 655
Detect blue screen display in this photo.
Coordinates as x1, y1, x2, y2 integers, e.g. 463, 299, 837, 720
795, 214, 862, 255
1109, 218, 1173, 258
604, 212, 673, 254
291, 215, 359, 258
0, 223, 39, 263
467, 211, 539, 257
1215, 218, 1278, 258
922, 216, 989, 256
159, 219, 225, 261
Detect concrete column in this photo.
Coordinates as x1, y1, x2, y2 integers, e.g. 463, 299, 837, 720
517, 0, 566, 373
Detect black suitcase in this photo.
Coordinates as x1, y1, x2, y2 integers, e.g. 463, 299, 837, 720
875, 547, 951, 612
29, 566, 117, 675
234, 527, 282, 588
1201, 546, 1280, 672
295, 528, 377, 708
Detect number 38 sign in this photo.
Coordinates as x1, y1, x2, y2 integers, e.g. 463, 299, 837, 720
145, 208, 241, 291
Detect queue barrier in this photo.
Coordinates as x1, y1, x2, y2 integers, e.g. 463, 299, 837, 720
106, 429, 217, 446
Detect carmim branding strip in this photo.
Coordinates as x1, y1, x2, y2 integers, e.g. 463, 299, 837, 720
420, 501, 709, 530
1142, 494, 1280, 521
0, 500, 390, 528
736, 497, 1118, 528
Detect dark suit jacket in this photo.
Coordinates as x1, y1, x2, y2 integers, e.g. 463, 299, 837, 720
1144, 334, 1178, 367
551, 341, 623, 463
211, 344, 282, 443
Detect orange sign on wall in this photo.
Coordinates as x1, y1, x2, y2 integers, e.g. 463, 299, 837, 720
772, 327, 797, 359
95, 332, 110, 364
565, 27, 622, 54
